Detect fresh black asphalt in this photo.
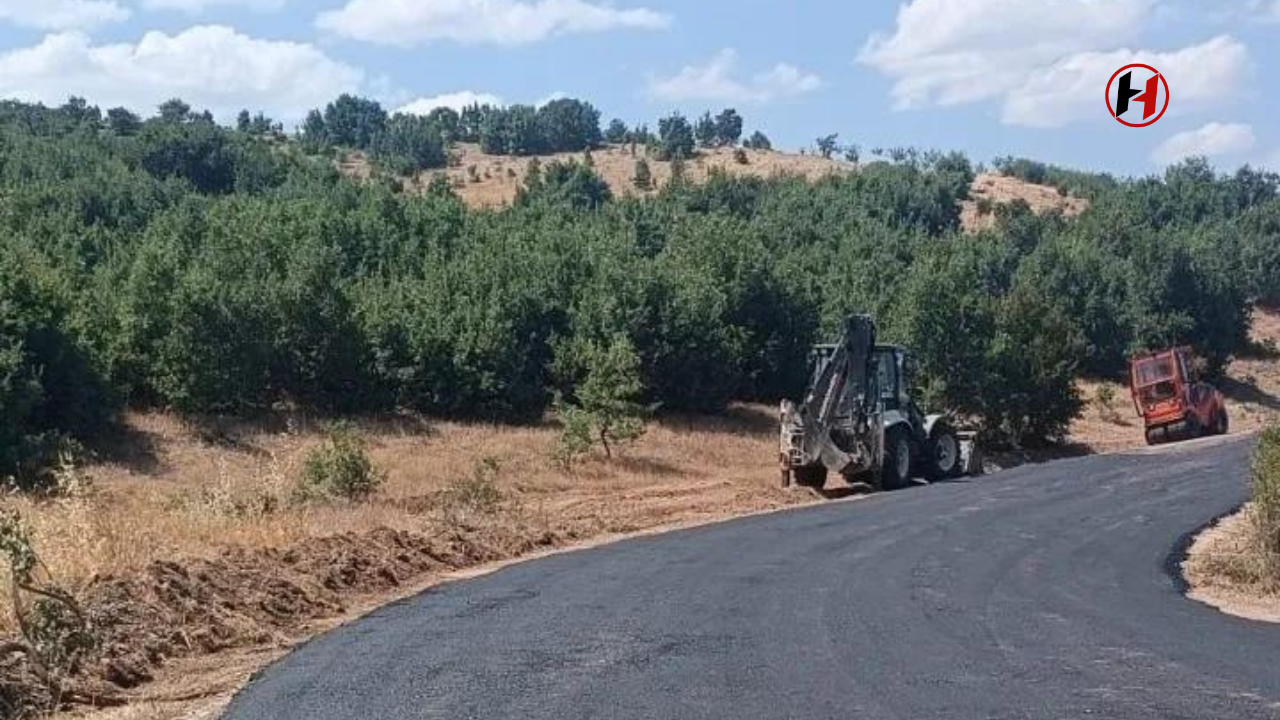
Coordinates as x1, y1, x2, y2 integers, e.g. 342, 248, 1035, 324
223, 435, 1280, 720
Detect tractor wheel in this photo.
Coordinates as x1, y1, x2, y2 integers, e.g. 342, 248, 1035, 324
793, 465, 828, 490
923, 423, 963, 482
879, 429, 912, 491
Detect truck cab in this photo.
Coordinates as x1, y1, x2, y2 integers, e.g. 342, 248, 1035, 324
1129, 347, 1229, 445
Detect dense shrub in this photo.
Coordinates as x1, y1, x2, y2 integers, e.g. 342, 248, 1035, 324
0, 96, 1273, 481
298, 422, 384, 501
0, 247, 115, 486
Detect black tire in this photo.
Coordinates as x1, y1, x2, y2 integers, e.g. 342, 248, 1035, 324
879, 428, 912, 491
1187, 414, 1203, 438
923, 423, 963, 482
1145, 428, 1161, 446
793, 465, 828, 490
1217, 408, 1230, 435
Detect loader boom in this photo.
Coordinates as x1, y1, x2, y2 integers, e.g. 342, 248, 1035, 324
779, 315, 881, 485
779, 313, 975, 490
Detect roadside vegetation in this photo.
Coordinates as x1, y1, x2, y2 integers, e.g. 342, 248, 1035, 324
1251, 426, 1280, 586
3, 94, 1278, 493
1, 91, 1279, 715
1184, 426, 1280, 620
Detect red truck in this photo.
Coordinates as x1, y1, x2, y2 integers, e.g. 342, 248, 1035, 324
1129, 347, 1229, 446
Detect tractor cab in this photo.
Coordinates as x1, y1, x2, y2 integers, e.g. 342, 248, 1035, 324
1129, 347, 1229, 445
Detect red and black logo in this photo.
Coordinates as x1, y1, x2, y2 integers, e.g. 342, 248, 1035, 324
1106, 64, 1169, 127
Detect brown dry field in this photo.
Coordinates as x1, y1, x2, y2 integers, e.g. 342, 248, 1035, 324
371, 143, 1090, 230
417, 143, 856, 208
5, 405, 837, 718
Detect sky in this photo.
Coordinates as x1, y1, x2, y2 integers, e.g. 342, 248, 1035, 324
0, 0, 1276, 176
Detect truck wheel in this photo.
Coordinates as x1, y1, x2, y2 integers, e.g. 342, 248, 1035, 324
880, 429, 912, 491
1216, 408, 1230, 435
923, 423, 963, 481
793, 465, 828, 490
1145, 428, 1161, 446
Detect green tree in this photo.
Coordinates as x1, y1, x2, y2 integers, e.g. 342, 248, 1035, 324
536, 98, 602, 152
816, 133, 839, 159
694, 111, 717, 148
322, 94, 387, 149
605, 118, 629, 144
555, 335, 647, 460
633, 158, 653, 190
105, 107, 142, 136
743, 131, 771, 151
714, 108, 743, 146
657, 112, 695, 160
157, 98, 192, 123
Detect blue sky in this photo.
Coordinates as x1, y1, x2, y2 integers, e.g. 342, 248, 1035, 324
0, 0, 1275, 175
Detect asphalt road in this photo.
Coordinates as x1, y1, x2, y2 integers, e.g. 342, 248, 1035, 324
223, 436, 1280, 720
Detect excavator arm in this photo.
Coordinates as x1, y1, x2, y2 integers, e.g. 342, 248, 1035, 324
780, 315, 881, 486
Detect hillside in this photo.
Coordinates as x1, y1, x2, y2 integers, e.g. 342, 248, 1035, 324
347, 143, 1091, 231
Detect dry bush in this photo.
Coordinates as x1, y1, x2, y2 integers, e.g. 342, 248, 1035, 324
439, 457, 504, 521
1252, 426, 1280, 583
296, 423, 384, 502
1188, 427, 1280, 596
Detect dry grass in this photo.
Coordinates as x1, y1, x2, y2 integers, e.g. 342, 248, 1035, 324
0, 405, 806, 634
341, 145, 1085, 233
1184, 505, 1280, 623
960, 172, 1089, 230
413, 143, 855, 209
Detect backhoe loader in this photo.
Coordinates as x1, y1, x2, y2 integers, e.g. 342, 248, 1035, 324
779, 315, 976, 490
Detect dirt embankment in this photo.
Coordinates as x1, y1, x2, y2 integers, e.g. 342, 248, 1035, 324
0, 406, 819, 718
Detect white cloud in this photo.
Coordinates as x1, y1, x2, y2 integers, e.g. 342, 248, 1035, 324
316, 0, 670, 47
397, 91, 504, 114
0, 0, 128, 30
139, 0, 286, 12
648, 49, 822, 104
0, 26, 363, 122
1004, 36, 1250, 128
859, 0, 1250, 127
860, 0, 1152, 109
1151, 122, 1255, 165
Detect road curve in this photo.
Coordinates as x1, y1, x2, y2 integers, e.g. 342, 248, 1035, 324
223, 436, 1280, 720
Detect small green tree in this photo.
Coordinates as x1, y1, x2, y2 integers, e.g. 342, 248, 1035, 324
604, 118, 629, 144
657, 112, 695, 160
744, 131, 771, 151
816, 133, 839, 159
297, 422, 384, 501
555, 336, 647, 462
694, 111, 717, 148
714, 108, 743, 146
633, 158, 653, 190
